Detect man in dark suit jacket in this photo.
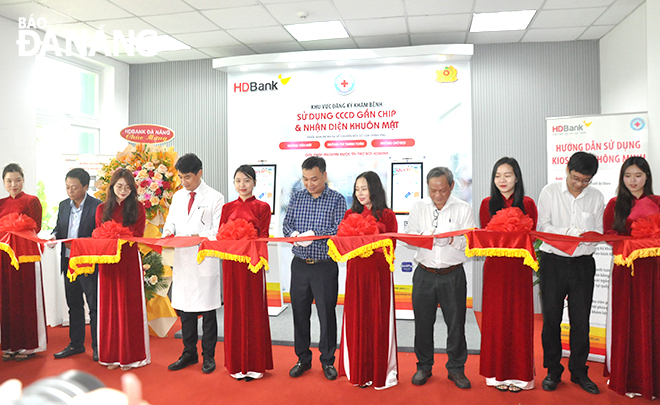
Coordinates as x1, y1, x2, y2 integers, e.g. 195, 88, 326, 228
50, 168, 101, 361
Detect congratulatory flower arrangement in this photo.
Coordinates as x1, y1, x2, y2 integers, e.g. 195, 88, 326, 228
94, 143, 180, 225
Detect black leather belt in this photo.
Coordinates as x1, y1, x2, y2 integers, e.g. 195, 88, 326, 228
419, 263, 462, 275
295, 256, 332, 265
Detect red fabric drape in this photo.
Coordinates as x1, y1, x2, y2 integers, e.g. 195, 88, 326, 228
97, 243, 149, 366
608, 258, 660, 399
0, 258, 42, 351
0, 194, 45, 353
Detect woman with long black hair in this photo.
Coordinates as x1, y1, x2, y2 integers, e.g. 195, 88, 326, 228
95, 168, 149, 370
479, 157, 537, 392
603, 156, 660, 399
337, 171, 398, 389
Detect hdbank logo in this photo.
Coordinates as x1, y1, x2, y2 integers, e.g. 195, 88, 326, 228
334, 73, 355, 95
551, 120, 591, 133
630, 117, 645, 131
233, 74, 291, 93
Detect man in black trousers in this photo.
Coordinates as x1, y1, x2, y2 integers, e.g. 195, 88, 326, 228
51, 168, 101, 361
282, 157, 346, 380
537, 152, 604, 394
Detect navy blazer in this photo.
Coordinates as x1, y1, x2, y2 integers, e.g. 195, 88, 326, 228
52, 194, 102, 274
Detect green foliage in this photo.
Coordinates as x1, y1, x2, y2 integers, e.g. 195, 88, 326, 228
36, 180, 53, 230
141, 250, 168, 301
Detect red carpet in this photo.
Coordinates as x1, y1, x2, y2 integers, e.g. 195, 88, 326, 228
0, 314, 651, 404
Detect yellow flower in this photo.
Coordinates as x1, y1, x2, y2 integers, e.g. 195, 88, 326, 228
149, 275, 158, 285
153, 172, 163, 181
144, 162, 156, 170
143, 264, 151, 270
150, 195, 160, 205
148, 182, 159, 191
157, 164, 168, 174
138, 170, 148, 179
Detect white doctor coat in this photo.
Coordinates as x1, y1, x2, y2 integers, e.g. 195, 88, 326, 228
163, 180, 224, 312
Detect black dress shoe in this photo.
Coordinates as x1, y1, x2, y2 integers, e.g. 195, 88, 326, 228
202, 357, 216, 374
93, 348, 98, 362
168, 352, 198, 371
448, 372, 471, 389
289, 361, 311, 377
570, 374, 600, 394
411, 370, 432, 385
54, 345, 85, 359
542, 373, 561, 391
322, 364, 338, 380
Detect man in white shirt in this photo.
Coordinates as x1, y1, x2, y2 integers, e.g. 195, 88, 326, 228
406, 167, 475, 389
162, 154, 224, 374
537, 151, 604, 394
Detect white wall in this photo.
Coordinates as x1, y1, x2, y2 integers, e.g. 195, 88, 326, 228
647, 1, 660, 181
0, 16, 130, 197
0, 17, 37, 195
600, 4, 647, 114
600, 1, 660, 178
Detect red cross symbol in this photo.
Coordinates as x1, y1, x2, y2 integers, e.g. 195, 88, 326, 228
341, 80, 348, 87
634, 121, 641, 128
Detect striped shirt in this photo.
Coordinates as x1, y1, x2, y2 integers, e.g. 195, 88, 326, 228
283, 185, 347, 260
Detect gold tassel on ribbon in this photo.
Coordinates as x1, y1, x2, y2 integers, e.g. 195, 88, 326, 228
327, 239, 396, 272
196, 249, 268, 273
463, 233, 539, 270
67, 239, 132, 281
612, 246, 660, 276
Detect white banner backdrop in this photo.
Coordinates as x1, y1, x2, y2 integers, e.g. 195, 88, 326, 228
227, 61, 473, 311
546, 112, 649, 361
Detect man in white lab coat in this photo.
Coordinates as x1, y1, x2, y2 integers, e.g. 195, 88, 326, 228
162, 153, 224, 374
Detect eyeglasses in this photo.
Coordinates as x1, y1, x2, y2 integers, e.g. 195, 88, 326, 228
432, 209, 440, 229
113, 184, 132, 192
569, 174, 592, 185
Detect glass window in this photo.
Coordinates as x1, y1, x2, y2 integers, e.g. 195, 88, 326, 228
35, 56, 99, 119
34, 56, 101, 230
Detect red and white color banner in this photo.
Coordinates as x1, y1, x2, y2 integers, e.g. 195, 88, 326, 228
227, 61, 473, 310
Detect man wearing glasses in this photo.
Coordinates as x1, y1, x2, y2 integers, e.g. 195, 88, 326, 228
162, 153, 224, 374
537, 151, 604, 394
406, 167, 475, 388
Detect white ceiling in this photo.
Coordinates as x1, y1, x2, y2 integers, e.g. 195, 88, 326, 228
0, 0, 645, 64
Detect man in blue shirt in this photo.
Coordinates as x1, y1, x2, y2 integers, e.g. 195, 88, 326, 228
51, 168, 101, 361
283, 156, 346, 380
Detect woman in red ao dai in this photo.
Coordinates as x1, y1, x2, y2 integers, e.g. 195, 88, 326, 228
338, 171, 398, 389
0, 164, 46, 362
603, 156, 660, 400
479, 157, 537, 392
95, 168, 149, 370
220, 165, 273, 381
